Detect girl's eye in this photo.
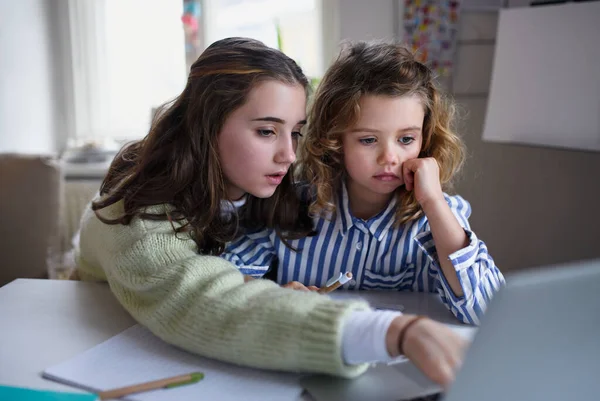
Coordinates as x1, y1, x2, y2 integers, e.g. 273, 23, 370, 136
291, 131, 303, 140
257, 129, 275, 137
400, 136, 414, 145
359, 137, 376, 145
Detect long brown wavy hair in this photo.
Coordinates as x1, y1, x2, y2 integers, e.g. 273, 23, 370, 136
93, 37, 313, 255
300, 41, 465, 225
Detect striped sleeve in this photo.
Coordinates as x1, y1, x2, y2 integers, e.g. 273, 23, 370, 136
222, 229, 277, 278
413, 194, 505, 325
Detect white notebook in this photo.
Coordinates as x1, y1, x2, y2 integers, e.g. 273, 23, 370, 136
43, 325, 303, 401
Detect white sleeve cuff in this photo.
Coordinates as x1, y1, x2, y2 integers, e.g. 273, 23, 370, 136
341, 309, 403, 365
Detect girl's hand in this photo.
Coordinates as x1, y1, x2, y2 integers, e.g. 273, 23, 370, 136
387, 315, 467, 388
402, 158, 445, 208
282, 281, 320, 292
245, 276, 319, 291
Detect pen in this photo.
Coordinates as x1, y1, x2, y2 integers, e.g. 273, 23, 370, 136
318, 272, 353, 294
97, 372, 204, 400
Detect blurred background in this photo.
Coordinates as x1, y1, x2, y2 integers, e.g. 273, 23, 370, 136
1, 0, 599, 286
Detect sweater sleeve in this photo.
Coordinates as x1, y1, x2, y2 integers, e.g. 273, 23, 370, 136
75, 201, 370, 378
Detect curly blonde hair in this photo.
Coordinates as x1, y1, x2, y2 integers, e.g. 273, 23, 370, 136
299, 41, 465, 225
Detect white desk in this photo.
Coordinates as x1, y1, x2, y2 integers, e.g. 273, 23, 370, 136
0, 279, 461, 398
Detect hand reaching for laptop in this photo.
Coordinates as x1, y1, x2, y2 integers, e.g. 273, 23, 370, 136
248, 273, 465, 386
279, 277, 466, 387
281, 287, 466, 386
387, 315, 467, 388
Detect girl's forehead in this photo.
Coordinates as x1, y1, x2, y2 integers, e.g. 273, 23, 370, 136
354, 94, 425, 123
238, 81, 307, 121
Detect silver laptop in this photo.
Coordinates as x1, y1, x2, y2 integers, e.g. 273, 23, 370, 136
301, 259, 600, 401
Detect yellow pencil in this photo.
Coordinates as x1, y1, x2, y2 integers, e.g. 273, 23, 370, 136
97, 372, 204, 400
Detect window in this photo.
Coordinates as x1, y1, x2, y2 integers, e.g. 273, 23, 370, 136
65, 0, 187, 149
203, 0, 323, 79
63, 0, 324, 151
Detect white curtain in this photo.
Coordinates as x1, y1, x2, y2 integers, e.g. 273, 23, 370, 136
64, 0, 188, 146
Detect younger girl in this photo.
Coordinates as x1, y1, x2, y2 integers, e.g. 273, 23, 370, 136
76, 37, 465, 386
225, 41, 505, 325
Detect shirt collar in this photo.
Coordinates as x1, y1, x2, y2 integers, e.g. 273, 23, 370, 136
335, 181, 398, 241
220, 195, 247, 216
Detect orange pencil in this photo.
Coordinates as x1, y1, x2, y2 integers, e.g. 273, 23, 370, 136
318, 272, 353, 294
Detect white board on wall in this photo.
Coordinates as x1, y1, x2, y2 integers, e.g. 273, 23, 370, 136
483, 2, 600, 152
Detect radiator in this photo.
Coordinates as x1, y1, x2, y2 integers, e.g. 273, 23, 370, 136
50, 180, 101, 278
60, 180, 101, 250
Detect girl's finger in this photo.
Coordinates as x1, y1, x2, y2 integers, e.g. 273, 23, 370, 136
438, 331, 466, 384
282, 281, 311, 291
403, 165, 415, 191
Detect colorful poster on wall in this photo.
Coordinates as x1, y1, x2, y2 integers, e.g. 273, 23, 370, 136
403, 0, 462, 79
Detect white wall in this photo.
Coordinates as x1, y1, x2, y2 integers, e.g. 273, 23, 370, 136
338, 0, 396, 42
0, 1, 60, 154
322, 0, 397, 64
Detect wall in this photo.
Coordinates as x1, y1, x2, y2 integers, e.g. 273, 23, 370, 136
322, 0, 397, 65
338, 0, 396, 42
0, 0, 62, 154
452, 8, 600, 272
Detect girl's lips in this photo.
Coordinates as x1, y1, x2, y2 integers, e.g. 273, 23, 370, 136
266, 173, 284, 185
373, 174, 400, 182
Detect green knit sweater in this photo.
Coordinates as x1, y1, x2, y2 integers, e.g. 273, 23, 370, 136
75, 199, 370, 377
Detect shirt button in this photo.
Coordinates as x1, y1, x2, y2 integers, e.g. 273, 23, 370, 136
356, 242, 362, 250
349, 279, 357, 286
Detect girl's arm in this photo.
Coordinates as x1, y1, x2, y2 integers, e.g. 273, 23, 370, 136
402, 158, 504, 324
420, 196, 470, 297
414, 195, 505, 325
76, 203, 370, 377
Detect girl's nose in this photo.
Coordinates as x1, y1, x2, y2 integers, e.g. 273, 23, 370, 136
377, 143, 398, 166
275, 135, 296, 164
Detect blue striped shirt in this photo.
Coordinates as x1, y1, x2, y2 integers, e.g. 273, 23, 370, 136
223, 185, 505, 324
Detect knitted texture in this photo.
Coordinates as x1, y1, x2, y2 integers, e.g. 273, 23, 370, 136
76, 199, 370, 377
